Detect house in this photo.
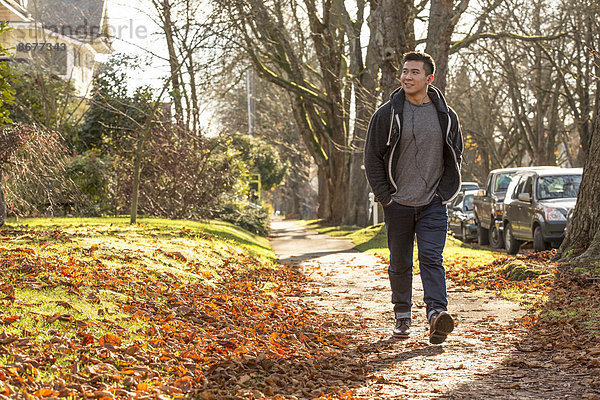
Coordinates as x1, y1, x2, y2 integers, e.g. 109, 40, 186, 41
0, 0, 112, 96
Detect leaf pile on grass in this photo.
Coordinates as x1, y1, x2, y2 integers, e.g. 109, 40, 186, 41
445, 250, 557, 296
0, 220, 367, 399
512, 269, 600, 380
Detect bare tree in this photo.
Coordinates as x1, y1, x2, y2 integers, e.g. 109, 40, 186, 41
447, 0, 598, 183
343, 0, 377, 226
214, 62, 313, 219
425, 0, 470, 93
147, 0, 215, 132
210, 0, 362, 223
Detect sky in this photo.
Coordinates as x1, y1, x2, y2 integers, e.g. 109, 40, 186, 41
102, 0, 170, 91
101, 0, 219, 130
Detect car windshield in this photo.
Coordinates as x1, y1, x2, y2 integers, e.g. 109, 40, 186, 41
494, 173, 513, 192
463, 194, 474, 211
536, 175, 581, 200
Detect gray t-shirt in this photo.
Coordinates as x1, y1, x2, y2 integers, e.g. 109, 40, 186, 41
391, 100, 444, 206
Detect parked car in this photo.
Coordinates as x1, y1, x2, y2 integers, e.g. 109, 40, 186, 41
473, 166, 555, 249
502, 167, 582, 254
448, 189, 478, 242
460, 181, 479, 192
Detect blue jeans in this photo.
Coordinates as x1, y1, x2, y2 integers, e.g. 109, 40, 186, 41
383, 196, 448, 321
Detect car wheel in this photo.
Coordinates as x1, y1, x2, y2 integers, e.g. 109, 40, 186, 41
533, 226, 548, 252
461, 225, 469, 243
504, 222, 522, 255
477, 225, 489, 245
489, 224, 504, 249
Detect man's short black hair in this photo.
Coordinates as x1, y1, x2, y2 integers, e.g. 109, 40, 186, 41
403, 51, 436, 76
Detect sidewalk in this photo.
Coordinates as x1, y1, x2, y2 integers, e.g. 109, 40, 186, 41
270, 219, 529, 399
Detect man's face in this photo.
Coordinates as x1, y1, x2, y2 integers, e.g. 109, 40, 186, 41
400, 60, 432, 96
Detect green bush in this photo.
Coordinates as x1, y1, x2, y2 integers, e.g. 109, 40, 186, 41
66, 150, 114, 216
214, 200, 270, 236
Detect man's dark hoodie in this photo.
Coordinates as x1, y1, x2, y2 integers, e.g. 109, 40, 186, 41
364, 85, 463, 207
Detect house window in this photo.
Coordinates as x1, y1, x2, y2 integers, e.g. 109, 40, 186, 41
74, 48, 81, 67
32, 44, 68, 75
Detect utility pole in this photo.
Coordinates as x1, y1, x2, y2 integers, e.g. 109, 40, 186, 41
246, 70, 254, 135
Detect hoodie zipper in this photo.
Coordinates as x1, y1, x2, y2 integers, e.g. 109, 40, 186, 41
387, 113, 402, 191
386, 110, 394, 146
443, 113, 461, 205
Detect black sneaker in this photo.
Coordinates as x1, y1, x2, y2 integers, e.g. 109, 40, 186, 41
429, 311, 454, 344
392, 318, 411, 339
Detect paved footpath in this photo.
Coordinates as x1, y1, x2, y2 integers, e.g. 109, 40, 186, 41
269, 219, 597, 399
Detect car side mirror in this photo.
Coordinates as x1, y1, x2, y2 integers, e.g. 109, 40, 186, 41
477, 189, 486, 196
518, 193, 531, 202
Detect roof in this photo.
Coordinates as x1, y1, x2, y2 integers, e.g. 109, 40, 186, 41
488, 166, 558, 174
516, 167, 583, 177
25, 0, 107, 40
0, 0, 32, 21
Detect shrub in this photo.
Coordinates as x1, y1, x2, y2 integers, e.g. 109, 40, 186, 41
0, 123, 82, 218
66, 150, 114, 216
214, 199, 270, 236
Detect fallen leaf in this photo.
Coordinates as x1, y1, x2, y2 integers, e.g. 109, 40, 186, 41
1, 315, 20, 325
98, 333, 122, 347
35, 388, 56, 396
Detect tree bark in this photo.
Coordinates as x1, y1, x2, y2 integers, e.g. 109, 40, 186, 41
155, 0, 184, 126
344, 0, 377, 227
0, 179, 5, 227
317, 168, 329, 220
372, 0, 415, 99
426, 0, 469, 93
556, 95, 600, 263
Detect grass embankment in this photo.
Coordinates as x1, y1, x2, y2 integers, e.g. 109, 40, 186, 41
0, 218, 365, 399
303, 219, 600, 349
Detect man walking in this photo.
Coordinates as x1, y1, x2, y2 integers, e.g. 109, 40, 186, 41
364, 51, 463, 344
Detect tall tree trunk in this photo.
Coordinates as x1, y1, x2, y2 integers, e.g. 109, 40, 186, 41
0, 178, 5, 227
186, 50, 200, 133
158, 0, 184, 126
425, 0, 469, 93
556, 95, 600, 263
372, 0, 415, 99
302, 0, 348, 225
317, 168, 329, 220
344, 0, 377, 227
130, 139, 144, 224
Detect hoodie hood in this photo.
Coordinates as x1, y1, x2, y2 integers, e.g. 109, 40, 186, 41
390, 85, 450, 116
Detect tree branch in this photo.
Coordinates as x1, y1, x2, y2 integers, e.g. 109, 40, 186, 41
450, 31, 567, 54
450, 0, 470, 27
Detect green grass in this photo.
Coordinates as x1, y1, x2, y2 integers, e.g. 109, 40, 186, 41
541, 303, 600, 335
4, 216, 274, 261
0, 217, 277, 361
499, 286, 547, 309
2, 286, 149, 342
298, 219, 359, 237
